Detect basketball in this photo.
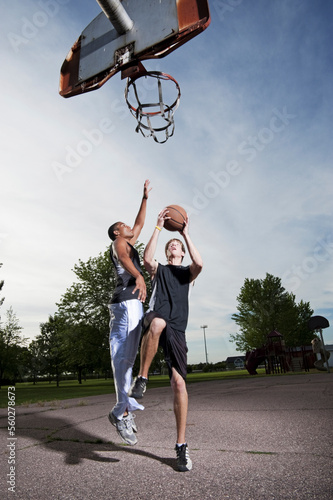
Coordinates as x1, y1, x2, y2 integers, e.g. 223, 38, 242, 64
164, 205, 187, 232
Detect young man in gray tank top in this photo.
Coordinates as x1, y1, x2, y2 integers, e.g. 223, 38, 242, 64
107, 180, 151, 445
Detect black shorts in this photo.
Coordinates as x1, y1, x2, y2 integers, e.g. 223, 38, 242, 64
143, 311, 188, 380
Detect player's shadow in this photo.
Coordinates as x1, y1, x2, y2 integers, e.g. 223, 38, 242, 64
17, 411, 176, 469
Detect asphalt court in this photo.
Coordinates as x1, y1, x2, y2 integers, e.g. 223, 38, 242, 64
1, 373, 332, 499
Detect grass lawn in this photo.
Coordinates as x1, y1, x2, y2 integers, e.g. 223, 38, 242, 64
1, 378, 116, 408
1, 368, 315, 408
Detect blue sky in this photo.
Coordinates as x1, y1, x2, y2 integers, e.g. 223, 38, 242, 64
1, 0, 332, 364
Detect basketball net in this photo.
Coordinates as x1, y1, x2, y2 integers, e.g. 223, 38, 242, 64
124, 69, 181, 144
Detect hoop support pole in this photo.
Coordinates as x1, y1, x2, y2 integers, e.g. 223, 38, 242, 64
96, 0, 133, 34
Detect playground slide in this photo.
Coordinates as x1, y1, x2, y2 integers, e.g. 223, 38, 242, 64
314, 350, 330, 371
245, 349, 266, 375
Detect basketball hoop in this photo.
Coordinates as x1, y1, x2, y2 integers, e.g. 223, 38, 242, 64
124, 69, 181, 144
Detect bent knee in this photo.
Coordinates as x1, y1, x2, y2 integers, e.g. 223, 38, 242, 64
171, 370, 187, 393
150, 317, 166, 335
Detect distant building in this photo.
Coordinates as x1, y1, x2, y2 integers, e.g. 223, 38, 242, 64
226, 356, 246, 370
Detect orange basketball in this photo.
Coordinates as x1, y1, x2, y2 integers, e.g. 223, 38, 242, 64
164, 205, 187, 232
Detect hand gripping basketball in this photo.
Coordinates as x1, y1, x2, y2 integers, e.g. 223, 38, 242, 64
163, 205, 187, 232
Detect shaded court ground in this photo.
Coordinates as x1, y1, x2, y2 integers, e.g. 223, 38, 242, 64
1, 373, 332, 500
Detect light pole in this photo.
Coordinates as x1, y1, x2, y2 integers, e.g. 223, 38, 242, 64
200, 325, 208, 364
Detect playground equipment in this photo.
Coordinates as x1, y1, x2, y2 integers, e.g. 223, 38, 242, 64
308, 315, 330, 373
245, 330, 316, 375
311, 338, 331, 371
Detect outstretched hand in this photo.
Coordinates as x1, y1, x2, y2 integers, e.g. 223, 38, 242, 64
143, 179, 152, 199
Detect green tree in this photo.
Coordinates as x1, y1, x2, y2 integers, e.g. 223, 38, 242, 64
56, 247, 115, 382
26, 340, 47, 384
0, 307, 27, 387
13, 345, 31, 382
60, 321, 107, 383
37, 315, 65, 386
56, 244, 152, 382
0, 263, 4, 312
230, 273, 313, 352
57, 248, 114, 331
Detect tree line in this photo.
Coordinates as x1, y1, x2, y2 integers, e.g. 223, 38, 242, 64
0, 253, 315, 388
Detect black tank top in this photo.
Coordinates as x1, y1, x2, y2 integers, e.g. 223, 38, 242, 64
109, 242, 143, 304
148, 264, 191, 332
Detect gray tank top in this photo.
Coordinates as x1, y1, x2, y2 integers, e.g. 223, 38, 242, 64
109, 242, 142, 304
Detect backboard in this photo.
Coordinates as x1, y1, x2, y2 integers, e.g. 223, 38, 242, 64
59, 0, 210, 98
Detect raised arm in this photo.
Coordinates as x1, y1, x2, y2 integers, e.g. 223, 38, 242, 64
130, 179, 151, 244
143, 208, 169, 278
181, 218, 203, 282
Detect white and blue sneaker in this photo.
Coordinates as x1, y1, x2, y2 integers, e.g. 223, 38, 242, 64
128, 412, 137, 433
108, 412, 137, 445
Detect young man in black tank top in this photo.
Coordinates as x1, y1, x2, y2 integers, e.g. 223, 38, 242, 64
107, 179, 151, 445
129, 207, 203, 470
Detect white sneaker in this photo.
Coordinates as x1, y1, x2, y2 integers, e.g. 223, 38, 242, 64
108, 412, 137, 445
128, 412, 137, 433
